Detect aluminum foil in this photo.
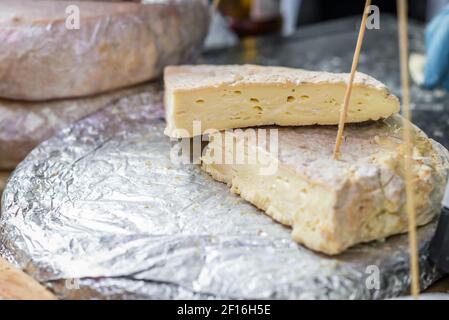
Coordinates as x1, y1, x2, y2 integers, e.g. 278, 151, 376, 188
0, 79, 446, 300
1, 15, 448, 300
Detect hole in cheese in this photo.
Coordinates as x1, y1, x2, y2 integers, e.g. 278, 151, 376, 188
250, 98, 260, 103
253, 105, 263, 112
300, 95, 310, 100
287, 96, 295, 103
196, 99, 205, 104
234, 90, 242, 95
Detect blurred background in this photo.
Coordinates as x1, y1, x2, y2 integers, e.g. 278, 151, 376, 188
210, 0, 447, 42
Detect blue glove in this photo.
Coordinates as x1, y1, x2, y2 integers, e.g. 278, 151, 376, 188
424, 6, 449, 90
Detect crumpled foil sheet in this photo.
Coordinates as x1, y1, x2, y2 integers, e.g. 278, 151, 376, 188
0, 80, 446, 300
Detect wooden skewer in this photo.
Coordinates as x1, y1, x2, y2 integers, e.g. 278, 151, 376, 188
333, 0, 372, 159
212, 0, 220, 10
0, 257, 56, 300
397, 0, 420, 298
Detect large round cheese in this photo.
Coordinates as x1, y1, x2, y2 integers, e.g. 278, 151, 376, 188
0, 0, 209, 100
0, 82, 162, 170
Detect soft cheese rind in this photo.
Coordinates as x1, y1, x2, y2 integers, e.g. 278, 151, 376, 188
164, 65, 400, 137
201, 115, 449, 255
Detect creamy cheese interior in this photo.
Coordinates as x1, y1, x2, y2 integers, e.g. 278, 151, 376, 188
200, 116, 448, 255
165, 83, 398, 138
202, 150, 337, 253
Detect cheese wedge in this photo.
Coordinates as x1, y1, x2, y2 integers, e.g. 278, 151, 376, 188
201, 115, 449, 255
164, 65, 400, 138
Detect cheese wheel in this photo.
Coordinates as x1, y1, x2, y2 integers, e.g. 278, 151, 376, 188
0, 0, 209, 100
0, 82, 163, 170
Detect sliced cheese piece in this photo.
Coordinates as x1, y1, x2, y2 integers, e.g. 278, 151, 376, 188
164, 65, 400, 138
0, 0, 208, 100
201, 115, 449, 255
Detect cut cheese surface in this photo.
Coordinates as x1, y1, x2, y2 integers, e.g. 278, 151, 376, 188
164, 65, 400, 138
201, 115, 449, 255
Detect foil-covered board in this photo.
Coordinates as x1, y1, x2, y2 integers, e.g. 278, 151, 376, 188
1, 15, 448, 300
0, 82, 445, 299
